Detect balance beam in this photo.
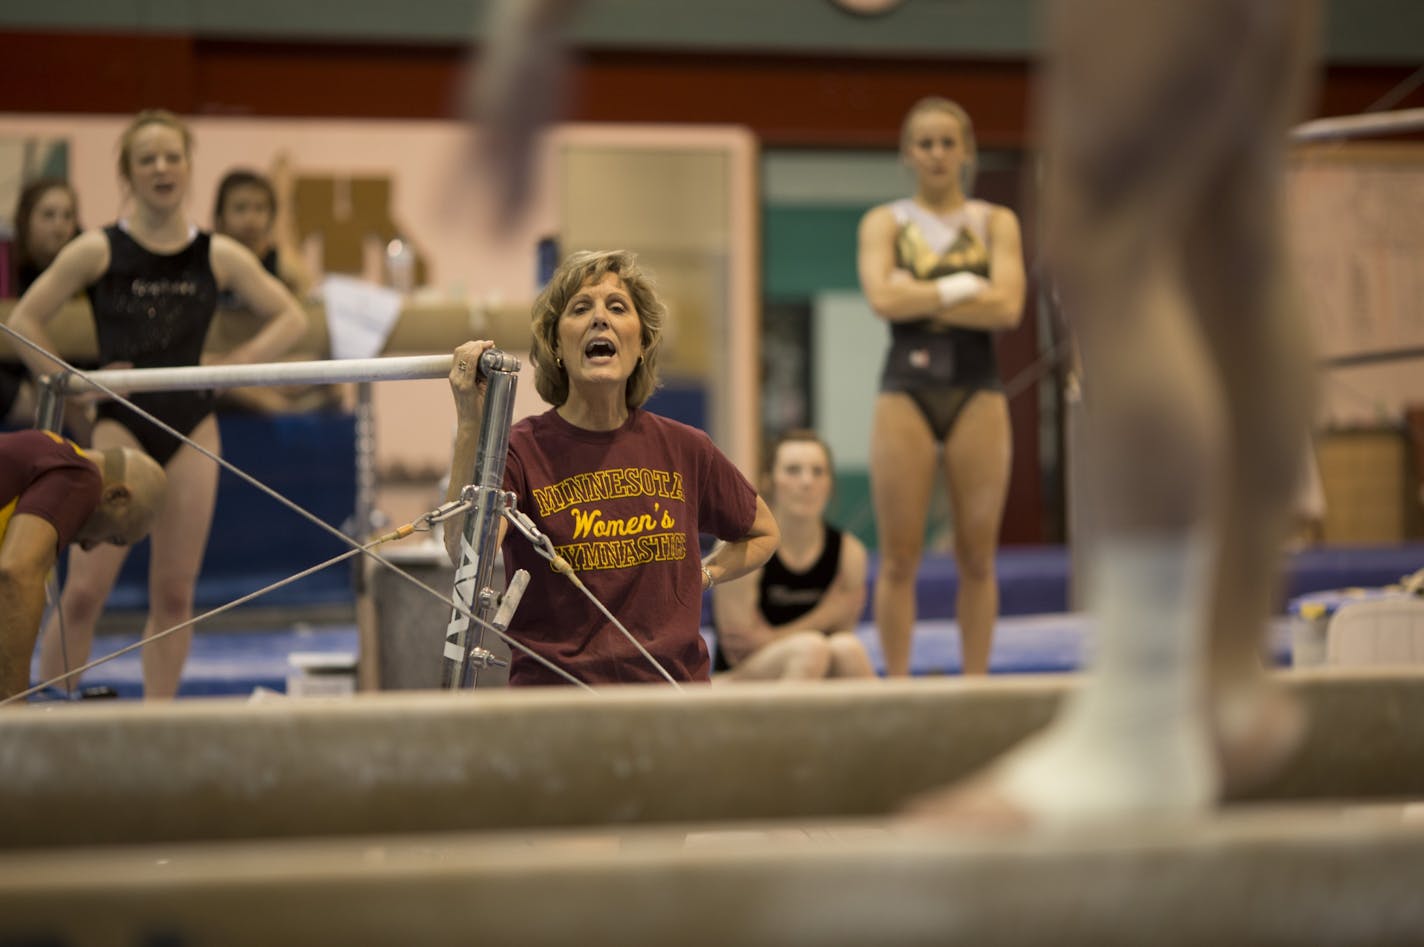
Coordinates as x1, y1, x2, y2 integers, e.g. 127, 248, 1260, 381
0, 297, 532, 361
1, 808, 1422, 946
4, 670, 1422, 850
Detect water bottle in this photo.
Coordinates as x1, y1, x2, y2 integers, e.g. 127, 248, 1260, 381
385, 236, 415, 295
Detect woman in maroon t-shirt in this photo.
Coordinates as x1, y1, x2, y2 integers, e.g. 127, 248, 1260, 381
446, 249, 779, 686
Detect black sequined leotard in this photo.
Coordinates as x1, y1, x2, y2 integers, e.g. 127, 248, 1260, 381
87, 224, 219, 465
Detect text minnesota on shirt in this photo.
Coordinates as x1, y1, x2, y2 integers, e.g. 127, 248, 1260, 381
533, 465, 690, 571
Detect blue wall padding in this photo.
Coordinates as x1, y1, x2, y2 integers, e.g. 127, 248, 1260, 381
105, 411, 358, 610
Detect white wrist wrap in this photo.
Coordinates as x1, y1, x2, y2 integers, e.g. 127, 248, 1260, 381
935, 272, 987, 308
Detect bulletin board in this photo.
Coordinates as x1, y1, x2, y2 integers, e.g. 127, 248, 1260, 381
1287, 142, 1424, 425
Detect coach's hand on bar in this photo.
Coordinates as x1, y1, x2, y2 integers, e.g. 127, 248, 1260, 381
450, 340, 494, 419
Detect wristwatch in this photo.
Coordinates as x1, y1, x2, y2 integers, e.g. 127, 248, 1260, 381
701, 564, 715, 591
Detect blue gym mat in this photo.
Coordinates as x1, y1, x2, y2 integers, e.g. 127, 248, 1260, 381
35, 611, 1299, 700
31, 542, 1416, 699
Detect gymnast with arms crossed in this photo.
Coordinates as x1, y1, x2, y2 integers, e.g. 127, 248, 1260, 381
6, 109, 308, 699
857, 96, 1026, 677
446, 249, 778, 686
711, 429, 875, 681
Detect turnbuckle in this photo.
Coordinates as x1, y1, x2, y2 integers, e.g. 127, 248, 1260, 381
500, 503, 559, 564
409, 484, 482, 532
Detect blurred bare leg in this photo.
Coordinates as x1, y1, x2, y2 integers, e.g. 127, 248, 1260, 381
906, 0, 1318, 825
871, 393, 939, 677
1186, 4, 1320, 788
942, 391, 1011, 674
720, 632, 832, 682
141, 416, 220, 699
827, 631, 877, 678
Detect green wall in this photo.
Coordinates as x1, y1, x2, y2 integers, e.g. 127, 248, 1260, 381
763, 198, 876, 546
763, 205, 863, 302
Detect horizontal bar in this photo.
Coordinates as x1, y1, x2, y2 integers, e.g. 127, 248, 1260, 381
3, 669, 1422, 850
1291, 106, 1424, 142
2, 806, 1423, 946
1321, 345, 1424, 370
54, 354, 457, 394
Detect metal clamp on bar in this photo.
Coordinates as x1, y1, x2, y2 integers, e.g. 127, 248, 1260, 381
466, 647, 509, 670
501, 503, 560, 566
462, 568, 527, 672
410, 488, 480, 533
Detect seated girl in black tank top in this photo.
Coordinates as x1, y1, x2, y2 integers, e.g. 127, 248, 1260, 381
711, 430, 876, 681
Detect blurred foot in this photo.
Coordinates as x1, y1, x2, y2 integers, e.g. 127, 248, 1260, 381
901, 712, 1217, 830
1214, 682, 1306, 796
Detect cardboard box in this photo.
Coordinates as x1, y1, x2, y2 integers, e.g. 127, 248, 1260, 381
287, 652, 357, 698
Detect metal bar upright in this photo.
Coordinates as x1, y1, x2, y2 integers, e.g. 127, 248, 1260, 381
440, 348, 521, 689
33, 375, 65, 433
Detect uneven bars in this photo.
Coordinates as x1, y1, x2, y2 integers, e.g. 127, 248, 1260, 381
1291, 107, 1424, 143
57, 354, 456, 395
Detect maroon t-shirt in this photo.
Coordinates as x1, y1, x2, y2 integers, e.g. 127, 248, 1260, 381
501, 408, 757, 686
0, 430, 102, 551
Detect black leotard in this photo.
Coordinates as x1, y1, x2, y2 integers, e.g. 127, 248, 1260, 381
87, 224, 219, 466
878, 198, 1004, 440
